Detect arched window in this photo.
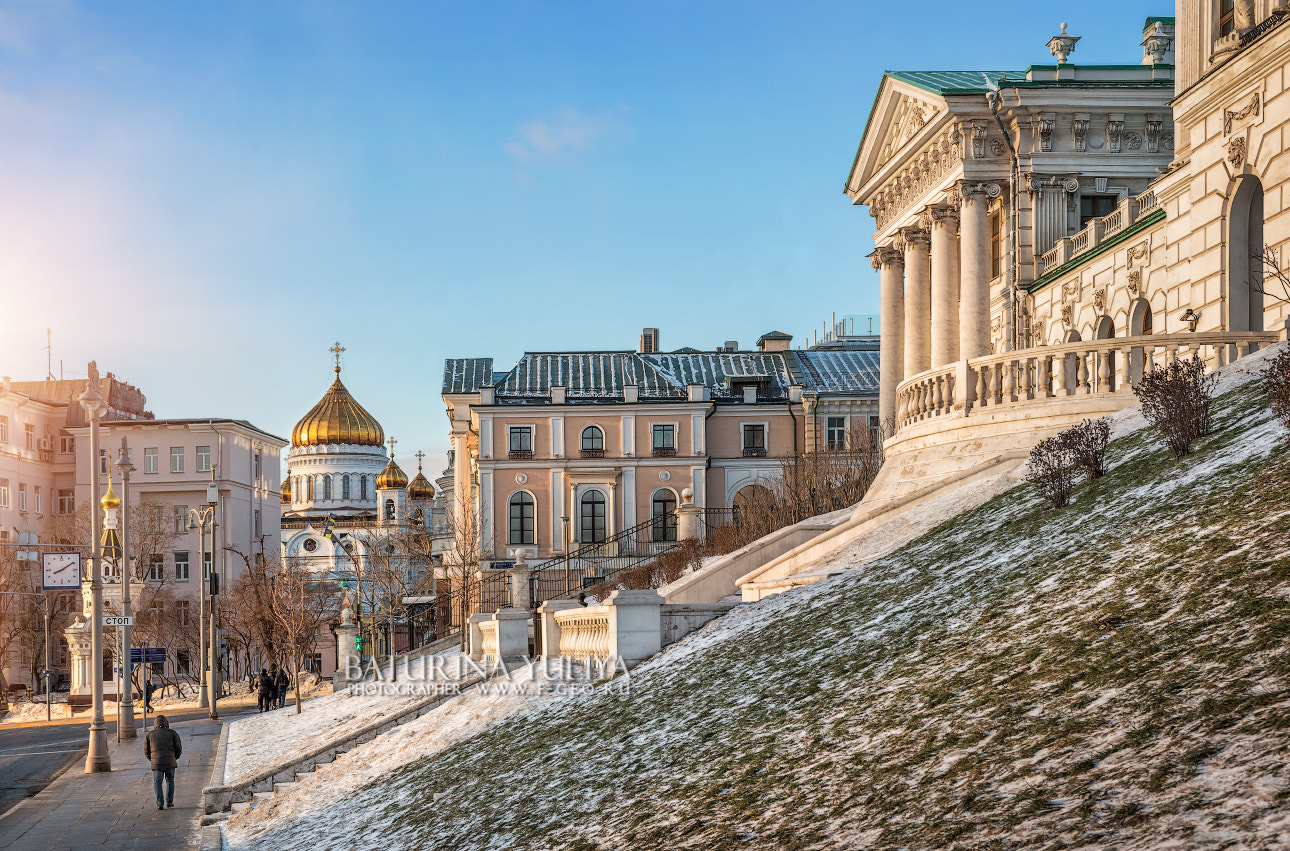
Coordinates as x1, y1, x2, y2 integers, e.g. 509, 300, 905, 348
1227, 175, 1265, 334
342, 475, 351, 499
307, 476, 315, 501
651, 489, 677, 542
579, 490, 606, 544
324, 475, 332, 500
360, 475, 368, 501
509, 491, 535, 545
385, 498, 396, 520
581, 426, 604, 457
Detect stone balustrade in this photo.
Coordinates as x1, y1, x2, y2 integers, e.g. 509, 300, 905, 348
1035, 188, 1159, 277
897, 330, 1282, 429
477, 619, 500, 660
555, 610, 612, 658
550, 589, 664, 666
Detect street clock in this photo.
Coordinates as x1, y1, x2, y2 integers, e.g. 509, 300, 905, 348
42, 552, 83, 589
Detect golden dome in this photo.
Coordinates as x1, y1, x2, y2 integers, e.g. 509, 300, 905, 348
376, 453, 408, 490
280, 477, 292, 505
101, 474, 121, 510
292, 365, 385, 448
407, 463, 435, 501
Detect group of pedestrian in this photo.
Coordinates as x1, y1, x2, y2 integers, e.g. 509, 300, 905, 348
256, 664, 290, 711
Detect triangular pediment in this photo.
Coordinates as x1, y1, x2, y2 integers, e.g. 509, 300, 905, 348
877, 93, 940, 166
847, 77, 949, 200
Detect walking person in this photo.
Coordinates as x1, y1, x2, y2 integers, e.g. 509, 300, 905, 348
143, 677, 156, 714
257, 667, 273, 712
143, 715, 182, 810
275, 666, 290, 709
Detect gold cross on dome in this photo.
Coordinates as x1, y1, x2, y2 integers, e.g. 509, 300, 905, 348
388, 436, 397, 458
415, 450, 425, 470
329, 342, 346, 372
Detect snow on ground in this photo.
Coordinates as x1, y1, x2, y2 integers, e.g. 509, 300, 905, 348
219, 346, 1290, 850
222, 652, 469, 785
1, 694, 71, 722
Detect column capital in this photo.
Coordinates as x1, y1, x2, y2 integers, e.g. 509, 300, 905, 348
869, 246, 905, 270
925, 203, 960, 226
958, 181, 1001, 204
1026, 174, 1079, 194
898, 226, 930, 247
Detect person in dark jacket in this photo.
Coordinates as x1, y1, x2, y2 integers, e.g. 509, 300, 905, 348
257, 668, 273, 712
143, 715, 182, 810
274, 667, 290, 709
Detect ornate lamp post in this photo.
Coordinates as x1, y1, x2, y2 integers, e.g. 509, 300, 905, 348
187, 468, 219, 719
79, 362, 111, 773
115, 438, 137, 739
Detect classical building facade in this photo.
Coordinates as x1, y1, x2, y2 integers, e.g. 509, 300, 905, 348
846, 10, 1290, 509
442, 330, 879, 566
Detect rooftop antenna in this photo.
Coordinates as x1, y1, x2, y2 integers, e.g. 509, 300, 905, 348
44, 328, 54, 381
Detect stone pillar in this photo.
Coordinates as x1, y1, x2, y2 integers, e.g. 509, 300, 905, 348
333, 607, 360, 687
959, 182, 999, 361
538, 599, 582, 658
1029, 176, 1078, 255
901, 227, 932, 379
675, 487, 700, 540
65, 619, 93, 697
491, 608, 531, 664
605, 589, 664, 666
928, 204, 961, 368
467, 613, 490, 662
508, 550, 531, 610
872, 246, 905, 426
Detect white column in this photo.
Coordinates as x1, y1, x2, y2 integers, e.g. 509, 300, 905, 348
872, 246, 905, 426
901, 227, 932, 378
928, 204, 961, 368
959, 182, 999, 361
1029, 176, 1078, 255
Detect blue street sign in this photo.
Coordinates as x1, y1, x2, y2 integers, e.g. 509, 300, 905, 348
130, 647, 167, 664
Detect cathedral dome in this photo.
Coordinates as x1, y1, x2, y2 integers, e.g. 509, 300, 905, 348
101, 476, 121, 510
376, 454, 408, 490
280, 477, 292, 505
292, 365, 385, 448
407, 468, 435, 501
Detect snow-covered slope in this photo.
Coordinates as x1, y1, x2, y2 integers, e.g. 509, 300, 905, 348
226, 347, 1290, 850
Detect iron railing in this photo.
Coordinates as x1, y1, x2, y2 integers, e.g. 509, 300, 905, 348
527, 515, 682, 605
651, 446, 677, 457
430, 570, 512, 645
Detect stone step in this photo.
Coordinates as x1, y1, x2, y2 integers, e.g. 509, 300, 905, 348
253, 791, 274, 800
230, 801, 251, 813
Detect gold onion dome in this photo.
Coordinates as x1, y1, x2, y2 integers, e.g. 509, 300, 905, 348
376, 453, 409, 490
280, 476, 292, 505
292, 365, 385, 448
407, 464, 435, 501
101, 474, 121, 510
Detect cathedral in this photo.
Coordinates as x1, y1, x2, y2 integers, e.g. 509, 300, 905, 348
280, 346, 441, 579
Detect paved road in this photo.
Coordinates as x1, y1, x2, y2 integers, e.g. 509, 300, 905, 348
0, 705, 255, 819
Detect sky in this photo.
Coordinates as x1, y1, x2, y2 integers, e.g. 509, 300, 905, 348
0, 0, 1165, 476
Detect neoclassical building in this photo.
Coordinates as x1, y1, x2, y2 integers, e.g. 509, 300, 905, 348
846, 9, 1290, 508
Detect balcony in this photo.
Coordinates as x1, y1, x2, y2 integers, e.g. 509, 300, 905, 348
580, 448, 605, 459
1035, 188, 1162, 278
742, 447, 768, 457
507, 449, 534, 461
651, 446, 677, 458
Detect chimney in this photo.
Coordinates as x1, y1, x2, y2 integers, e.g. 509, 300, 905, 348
723, 341, 739, 353
640, 328, 660, 354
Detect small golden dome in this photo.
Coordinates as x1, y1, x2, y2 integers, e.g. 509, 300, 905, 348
280, 476, 292, 505
292, 365, 385, 448
101, 474, 121, 510
376, 454, 408, 490
407, 468, 435, 501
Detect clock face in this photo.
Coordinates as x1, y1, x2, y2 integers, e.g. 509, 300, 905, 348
42, 552, 82, 590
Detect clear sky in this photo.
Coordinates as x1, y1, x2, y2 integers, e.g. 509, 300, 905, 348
0, 0, 1163, 476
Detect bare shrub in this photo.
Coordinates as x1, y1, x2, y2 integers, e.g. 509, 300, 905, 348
1064, 417, 1112, 481
1133, 355, 1218, 458
1262, 346, 1290, 432
1025, 435, 1077, 509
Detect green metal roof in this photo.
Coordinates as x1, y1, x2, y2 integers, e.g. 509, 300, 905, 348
885, 70, 1019, 95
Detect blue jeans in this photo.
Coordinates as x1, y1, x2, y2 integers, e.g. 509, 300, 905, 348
153, 768, 175, 807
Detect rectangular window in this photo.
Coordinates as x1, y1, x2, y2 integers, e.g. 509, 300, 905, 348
254, 509, 262, 537
176, 650, 190, 675
177, 598, 191, 626
990, 211, 1003, 279
145, 448, 159, 474
1220, 0, 1235, 36
196, 445, 211, 473
170, 447, 184, 473
18, 483, 26, 511
742, 424, 767, 457
203, 551, 212, 577
59, 434, 74, 454
148, 554, 164, 581
58, 489, 74, 515
99, 449, 109, 475
174, 505, 189, 534
33, 487, 41, 514
174, 551, 190, 582
508, 495, 535, 545
25, 423, 36, 450
508, 426, 533, 459
0, 479, 9, 508
651, 423, 676, 456
254, 452, 261, 482
1079, 194, 1118, 229
826, 416, 847, 449
0, 415, 7, 443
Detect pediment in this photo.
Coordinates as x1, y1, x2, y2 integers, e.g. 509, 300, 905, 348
847, 78, 949, 200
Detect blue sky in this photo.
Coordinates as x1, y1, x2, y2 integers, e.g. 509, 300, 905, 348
0, 0, 1164, 474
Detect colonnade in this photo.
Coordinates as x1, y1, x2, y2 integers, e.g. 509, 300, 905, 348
872, 181, 1000, 424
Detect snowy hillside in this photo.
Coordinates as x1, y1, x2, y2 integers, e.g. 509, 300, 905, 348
226, 347, 1290, 850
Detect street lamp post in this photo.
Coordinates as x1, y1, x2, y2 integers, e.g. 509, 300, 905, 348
79, 362, 111, 773
115, 439, 137, 739
188, 469, 219, 719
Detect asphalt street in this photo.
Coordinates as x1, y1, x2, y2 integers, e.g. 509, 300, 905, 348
0, 705, 255, 819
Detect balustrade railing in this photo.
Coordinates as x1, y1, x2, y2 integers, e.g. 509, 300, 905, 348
896, 331, 1279, 429
1036, 189, 1162, 279
1133, 189, 1160, 217
528, 515, 682, 605
554, 609, 612, 659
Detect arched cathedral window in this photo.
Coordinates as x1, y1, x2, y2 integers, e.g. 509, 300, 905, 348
324, 475, 332, 500
342, 475, 351, 499
360, 475, 368, 500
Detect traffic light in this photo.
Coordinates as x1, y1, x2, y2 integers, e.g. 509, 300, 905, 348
208, 572, 220, 596
355, 635, 363, 652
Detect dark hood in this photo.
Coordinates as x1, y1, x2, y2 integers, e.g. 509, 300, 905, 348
155, 715, 169, 728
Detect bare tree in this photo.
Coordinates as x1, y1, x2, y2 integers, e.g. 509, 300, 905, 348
268, 564, 333, 714
226, 540, 282, 673
1134, 355, 1218, 458
1263, 346, 1290, 433
1252, 245, 1290, 306
350, 526, 434, 679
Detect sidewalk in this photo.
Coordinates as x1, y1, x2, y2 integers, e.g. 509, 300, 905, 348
0, 716, 222, 851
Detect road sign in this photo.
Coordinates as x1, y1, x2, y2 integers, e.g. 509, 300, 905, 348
103, 615, 134, 626
131, 647, 166, 664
